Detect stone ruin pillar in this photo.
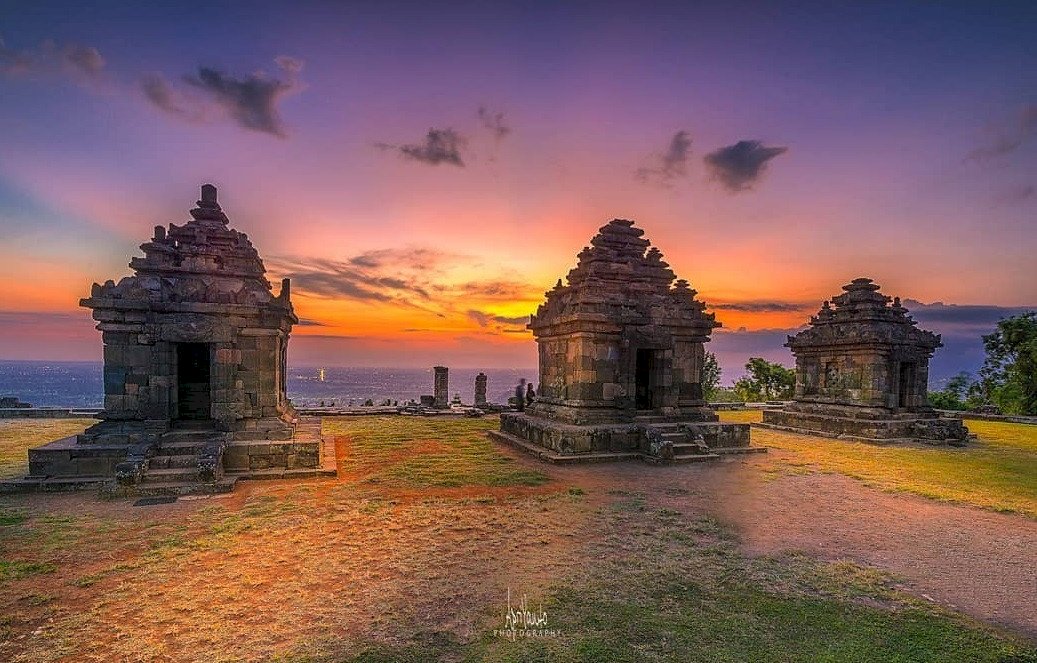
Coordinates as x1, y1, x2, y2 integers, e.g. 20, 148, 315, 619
433, 366, 449, 409
475, 372, 488, 407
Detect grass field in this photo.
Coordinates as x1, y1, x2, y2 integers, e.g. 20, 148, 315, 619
720, 410, 1037, 517
0, 414, 1034, 661
0, 419, 95, 479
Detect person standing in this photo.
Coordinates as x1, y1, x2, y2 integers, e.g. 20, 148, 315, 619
515, 378, 526, 412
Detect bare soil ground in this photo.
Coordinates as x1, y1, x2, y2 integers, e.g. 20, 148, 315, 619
552, 452, 1037, 640
1, 415, 1034, 661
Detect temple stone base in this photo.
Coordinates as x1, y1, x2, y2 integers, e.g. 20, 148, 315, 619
3, 417, 334, 495
494, 412, 758, 464
760, 405, 969, 446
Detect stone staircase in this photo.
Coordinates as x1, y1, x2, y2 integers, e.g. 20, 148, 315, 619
635, 414, 763, 464
119, 428, 237, 497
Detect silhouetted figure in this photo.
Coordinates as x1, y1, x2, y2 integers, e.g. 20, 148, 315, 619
515, 378, 527, 412
526, 383, 536, 406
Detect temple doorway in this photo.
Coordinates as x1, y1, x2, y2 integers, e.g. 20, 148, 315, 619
635, 349, 656, 410
177, 343, 211, 420
898, 362, 916, 408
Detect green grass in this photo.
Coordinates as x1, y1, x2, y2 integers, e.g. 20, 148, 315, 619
282, 509, 1036, 663
0, 418, 94, 478
722, 410, 1037, 517
0, 560, 57, 582
323, 415, 550, 489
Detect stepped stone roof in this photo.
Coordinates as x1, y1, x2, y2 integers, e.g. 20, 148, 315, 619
530, 219, 716, 338
787, 278, 941, 352
81, 184, 295, 316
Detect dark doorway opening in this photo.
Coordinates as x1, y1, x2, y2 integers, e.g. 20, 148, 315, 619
177, 343, 211, 420
898, 362, 915, 408
635, 349, 655, 410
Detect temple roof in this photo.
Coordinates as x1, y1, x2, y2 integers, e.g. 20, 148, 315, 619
81, 185, 293, 314
530, 219, 716, 336
787, 278, 941, 352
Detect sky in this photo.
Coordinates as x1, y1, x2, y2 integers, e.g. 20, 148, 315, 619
1, 1, 1035, 384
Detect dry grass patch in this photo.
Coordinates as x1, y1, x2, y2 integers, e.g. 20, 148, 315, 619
721, 409, 1037, 517
0, 419, 94, 479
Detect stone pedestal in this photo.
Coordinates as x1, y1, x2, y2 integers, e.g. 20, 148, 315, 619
11, 185, 327, 493
758, 278, 968, 446
433, 366, 449, 409
491, 219, 757, 464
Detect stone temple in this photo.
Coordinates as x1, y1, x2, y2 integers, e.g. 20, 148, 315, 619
490, 219, 759, 463
761, 278, 969, 445
16, 185, 332, 494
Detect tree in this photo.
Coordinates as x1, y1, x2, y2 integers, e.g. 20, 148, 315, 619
977, 312, 1037, 415
733, 357, 795, 402
928, 371, 971, 410
701, 351, 721, 401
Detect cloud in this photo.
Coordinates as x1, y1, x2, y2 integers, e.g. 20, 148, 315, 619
443, 280, 543, 302
965, 104, 1037, 163
348, 248, 457, 271
0, 37, 106, 82
466, 310, 529, 327
141, 58, 304, 137
710, 300, 811, 313
995, 183, 1034, 206
477, 106, 511, 139
389, 128, 466, 166
296, 318, 325, 326
140, 74, 206, 123
703, 140, 788, 192
636, 130, 692, 187
901, 299, 1034, 332
270, 248, 472, 309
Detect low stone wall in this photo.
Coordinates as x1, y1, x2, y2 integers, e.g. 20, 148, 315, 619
500, 413, 641, 455
223, 439, 321, 472
27, 435, 129, 477
936, 410, 1037, 426
761, 409, 968, 445
0, 408, 101, 419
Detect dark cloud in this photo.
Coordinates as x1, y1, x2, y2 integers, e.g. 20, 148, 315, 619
477, 106, 511, 139
141, 58, 303, 137
902, 299, 1034, 331
443, 280, 542, 302
183, 66, 297, 137
710, 300, 810, 313
0, 37, 105, 81
704, 140, 788, 192
996, 183, 1035, 206
62, 44, 104, 76
636, 130, 692, 187
269, 248, 473, 310
296, 318, 325, 327
140, 74, 205, 122
466, 310, 529, 327
966, 104, 1037, 163
394, 128, 466, 166
348, 248, 458, 271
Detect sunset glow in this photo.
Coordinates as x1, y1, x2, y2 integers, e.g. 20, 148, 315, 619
2, 2, 1035, 380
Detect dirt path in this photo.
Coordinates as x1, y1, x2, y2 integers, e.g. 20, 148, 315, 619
534, 453, 1037, 640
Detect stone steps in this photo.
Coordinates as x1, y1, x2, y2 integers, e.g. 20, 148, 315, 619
670, 453, 722, 463
142, 467, 200, 484
148, 454, 197, 469
128, 478, 238, 497
156, 440, 207, 455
